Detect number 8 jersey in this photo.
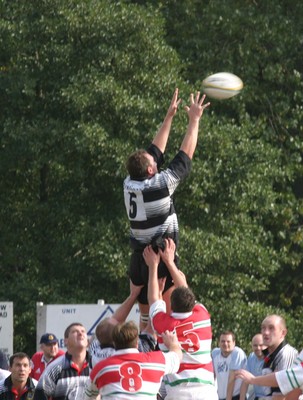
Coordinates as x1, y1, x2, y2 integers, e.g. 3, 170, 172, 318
85, 349, 180, 399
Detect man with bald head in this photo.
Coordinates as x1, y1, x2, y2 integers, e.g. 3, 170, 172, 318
240, 333, 268, 400
260, 314, 298, 398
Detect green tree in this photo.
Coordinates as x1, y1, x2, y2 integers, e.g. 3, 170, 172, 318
0, 0, 183, 353
130, 0, 303, 347
0, 0, 302, 355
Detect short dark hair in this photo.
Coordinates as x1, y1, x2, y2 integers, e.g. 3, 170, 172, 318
9, 352, 30, 367
170, 286, 196, 313
112, 321, 138, 350
126, 149, 150, 179
64, 322, 85, 338
220, 331, 236, 341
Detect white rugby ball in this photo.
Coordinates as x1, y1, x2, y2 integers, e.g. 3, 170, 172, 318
202, 72, 243, 100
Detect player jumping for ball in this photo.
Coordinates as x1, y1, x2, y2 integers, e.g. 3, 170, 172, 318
123, 88, 210, 328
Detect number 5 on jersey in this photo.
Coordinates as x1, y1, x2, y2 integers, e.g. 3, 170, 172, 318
175, 322, 200, 353
128, 192, 137, 218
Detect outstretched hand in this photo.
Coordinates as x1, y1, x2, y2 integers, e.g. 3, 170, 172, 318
166, 88, 182, 118
184, 92, 210, 121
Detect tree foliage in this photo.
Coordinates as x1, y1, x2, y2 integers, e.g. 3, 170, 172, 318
0, 0, 302, 355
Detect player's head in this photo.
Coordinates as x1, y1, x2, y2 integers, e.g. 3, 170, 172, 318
112, 321, 139, 350
9, 352, 31, 384
96, 318, 116, 347
39, 333, 60, 359
126, 150, 157, 179
9, 352, 31, 368
64, 322, 86, 338
251, 333, 266, 358
261, 314, 287, 351
63, 322, 88, 351
170, 286, 196, 313
219, 331, 236, 357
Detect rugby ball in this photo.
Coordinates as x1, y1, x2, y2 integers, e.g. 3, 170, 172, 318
202, 72, 243, 100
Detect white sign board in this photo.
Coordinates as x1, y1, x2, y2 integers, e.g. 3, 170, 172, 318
0, 302, 13, 361
36, 302, 140, 351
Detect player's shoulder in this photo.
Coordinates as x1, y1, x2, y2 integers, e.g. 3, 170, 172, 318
211, 347, 220, 359
0, 379, 8, 394
30, 377, 38, 387
194, 302, 210, 313
91, 348, 115, 368
55, 349, 65, 358
278, 343, 298, 359
234, 346, 246, 354
247, 351, 256, 361
297, 349, 303, 360
284, 343, 298, 353
31, 351, 43, 360
150, 300, 166, 318
233, 346, 247, 360
44, 353, 66, 374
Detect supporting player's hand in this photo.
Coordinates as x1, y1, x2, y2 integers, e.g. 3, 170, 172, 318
143, 245, 160, 269
159, 238, 175, 266
129, 280, 144, 298
162, 330, 182, 360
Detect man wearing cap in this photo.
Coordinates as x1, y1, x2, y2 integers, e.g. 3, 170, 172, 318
30, 333, 65, 381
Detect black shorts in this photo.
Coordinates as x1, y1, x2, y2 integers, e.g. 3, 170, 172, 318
128, 250, 179, 305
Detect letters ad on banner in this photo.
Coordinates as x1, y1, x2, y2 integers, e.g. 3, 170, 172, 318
36, 302, 140, 351
0, 302, 13, 361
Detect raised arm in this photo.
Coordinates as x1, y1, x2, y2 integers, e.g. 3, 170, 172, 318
235, 369, 278, 387
152, 88, 181, 153
180, 92, 210, 159
159, 238, 188, 288
111, 280, 143, 323
143, 245, 161, 306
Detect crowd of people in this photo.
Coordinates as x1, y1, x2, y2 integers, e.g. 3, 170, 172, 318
1, 89, 303, 399
1, 264, 303, 400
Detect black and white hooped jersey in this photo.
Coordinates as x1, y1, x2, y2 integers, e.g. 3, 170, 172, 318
124, 145, 191, 245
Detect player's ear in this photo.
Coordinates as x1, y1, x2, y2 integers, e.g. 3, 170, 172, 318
147, 165, 153, 176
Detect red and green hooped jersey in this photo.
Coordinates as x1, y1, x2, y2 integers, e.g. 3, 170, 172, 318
86, 348, 179, 399
150, 300, 215, 391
